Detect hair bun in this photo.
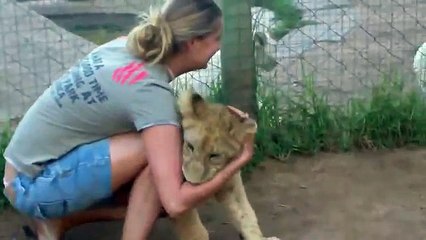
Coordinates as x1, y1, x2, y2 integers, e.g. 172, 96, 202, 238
140, 24, 158, 42
126, 8, 174, 64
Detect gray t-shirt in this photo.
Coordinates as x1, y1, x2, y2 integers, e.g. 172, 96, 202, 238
4, 37, 180, 178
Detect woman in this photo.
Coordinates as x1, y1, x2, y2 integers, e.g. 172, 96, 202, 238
2, 0, 255, 239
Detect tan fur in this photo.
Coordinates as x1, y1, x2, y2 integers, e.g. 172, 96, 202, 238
171, 88, 279, 240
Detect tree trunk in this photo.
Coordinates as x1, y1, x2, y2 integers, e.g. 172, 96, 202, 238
220, 0, 258, 119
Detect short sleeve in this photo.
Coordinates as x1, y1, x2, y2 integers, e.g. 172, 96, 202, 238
127, 80, 181, 131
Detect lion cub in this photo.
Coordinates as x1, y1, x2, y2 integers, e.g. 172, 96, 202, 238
171, 89, 279, 240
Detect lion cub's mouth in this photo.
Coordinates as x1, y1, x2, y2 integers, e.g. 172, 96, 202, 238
182, 166, 195, 184
182, 165, 206, 185
182, 165, 187, 180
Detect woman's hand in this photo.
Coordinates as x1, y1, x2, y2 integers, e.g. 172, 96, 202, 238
227, 105, 249, 119
142, 106, 256, 218
226, 105, 255, 166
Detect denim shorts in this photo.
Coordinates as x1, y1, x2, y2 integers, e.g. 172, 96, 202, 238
10, 138, 113, 220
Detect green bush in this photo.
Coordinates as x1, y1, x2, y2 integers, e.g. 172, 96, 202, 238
189, 69, 426, 174
0, 125, 12, 212
254, 71, 426, 163
252, 0, 314, 40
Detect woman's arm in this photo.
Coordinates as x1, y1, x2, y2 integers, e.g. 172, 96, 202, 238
126, 79, 253, 218
141, 123, 254, 218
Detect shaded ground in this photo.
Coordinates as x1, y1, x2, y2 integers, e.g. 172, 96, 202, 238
2, 148, 426, 239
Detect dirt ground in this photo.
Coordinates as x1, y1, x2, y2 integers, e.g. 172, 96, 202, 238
1, 148, 426, 240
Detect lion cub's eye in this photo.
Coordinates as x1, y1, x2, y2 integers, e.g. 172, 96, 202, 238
209, 153, 222, 163
187, 142, 194, 151
209, 153, 220, 158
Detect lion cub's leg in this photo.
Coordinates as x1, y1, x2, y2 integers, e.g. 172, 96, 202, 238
214, 172, 265, 240
172, 208, 209, 240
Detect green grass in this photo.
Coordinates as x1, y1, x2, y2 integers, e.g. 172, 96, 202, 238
259, 72, 426, 160
196, 69, 426, 174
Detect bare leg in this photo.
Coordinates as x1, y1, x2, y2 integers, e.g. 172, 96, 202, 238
31, 206, 127, 240
121, 166, 163, 240
27, 183, 131, 239
45, 181, 167, 238
5, 132, 162, 240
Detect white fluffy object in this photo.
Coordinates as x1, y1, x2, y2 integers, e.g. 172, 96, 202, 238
413, 42, 426, 93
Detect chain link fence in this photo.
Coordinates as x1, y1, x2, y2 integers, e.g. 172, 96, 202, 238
0, 0, 425, 124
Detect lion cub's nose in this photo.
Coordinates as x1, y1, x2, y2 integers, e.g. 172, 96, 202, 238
182, 161, 206, 184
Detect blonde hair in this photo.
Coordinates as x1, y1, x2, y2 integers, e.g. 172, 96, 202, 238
126, 0, 222, 64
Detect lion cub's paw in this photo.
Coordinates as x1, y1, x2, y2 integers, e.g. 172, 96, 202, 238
264, 237, 280, 240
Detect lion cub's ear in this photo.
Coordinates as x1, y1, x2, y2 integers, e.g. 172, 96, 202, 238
177, 88, 208, 119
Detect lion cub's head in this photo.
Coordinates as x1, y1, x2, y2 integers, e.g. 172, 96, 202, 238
177, 89, 257, 184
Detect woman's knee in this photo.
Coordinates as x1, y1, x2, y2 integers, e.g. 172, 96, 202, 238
3, 162, 17, 206
2, 178, 16, 206
3, 163, 43, 217
109, 132, 149, 190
